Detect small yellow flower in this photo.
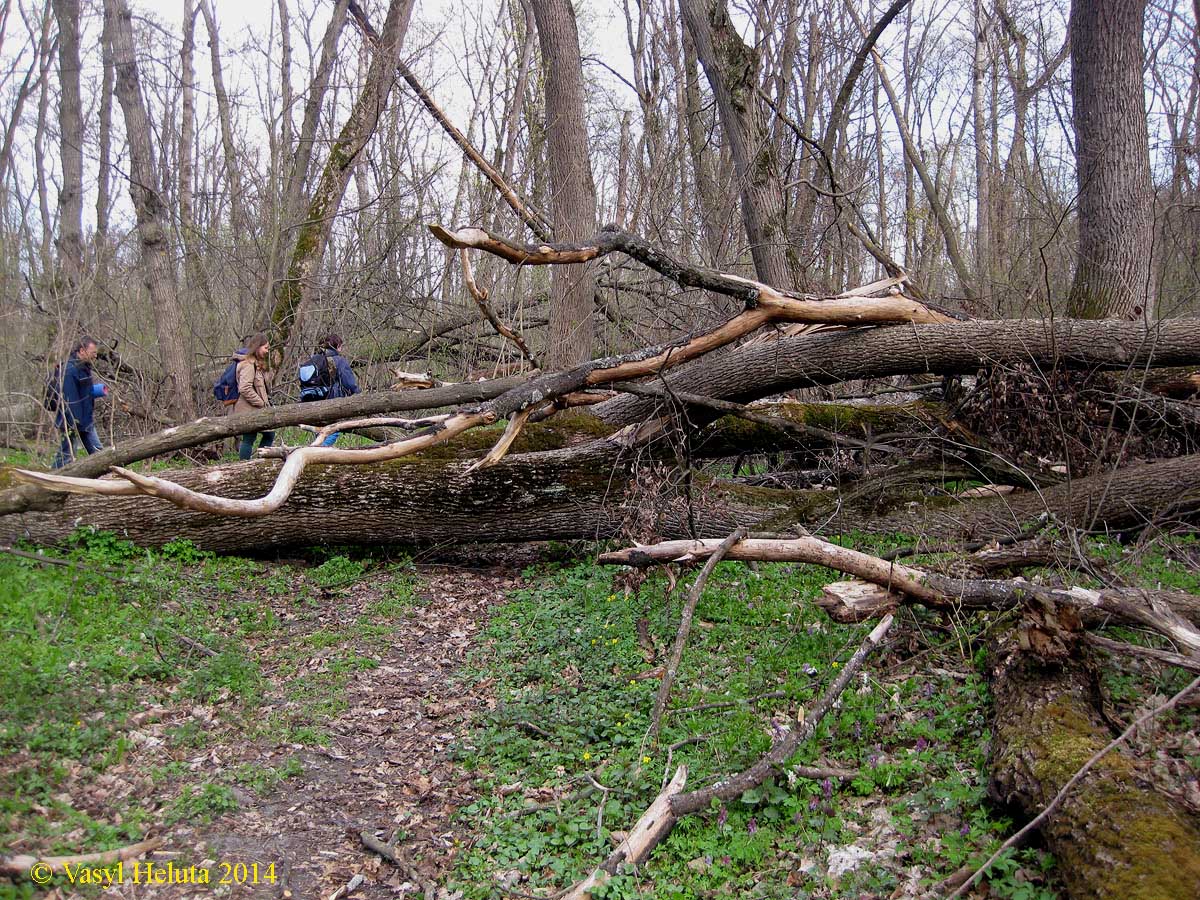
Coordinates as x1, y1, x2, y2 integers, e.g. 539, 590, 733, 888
591, 638, 597, 645
610, 638, 618, 645
832, 661, 840, 669
583, 751, 592, 761
641, 755, 651, 764
607, 594, 616, 602
628, 679, 636, 686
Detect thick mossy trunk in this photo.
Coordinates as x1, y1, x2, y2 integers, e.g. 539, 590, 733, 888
989, 650, 1200, 899
4, 447, 1197, 553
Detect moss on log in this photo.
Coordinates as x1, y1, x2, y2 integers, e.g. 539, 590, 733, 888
989, 651, 1200, 899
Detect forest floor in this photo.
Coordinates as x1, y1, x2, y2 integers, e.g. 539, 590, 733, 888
2, 530, 1198, 899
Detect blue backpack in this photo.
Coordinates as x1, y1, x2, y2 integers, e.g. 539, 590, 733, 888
213, 349, 246, 405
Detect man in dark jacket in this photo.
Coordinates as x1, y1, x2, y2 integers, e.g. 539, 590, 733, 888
53, 336, 105, 468
318, 333, 360, 447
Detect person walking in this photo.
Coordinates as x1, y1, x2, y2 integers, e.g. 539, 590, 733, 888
52, 336, 106, 469
234, 333, 275, 460
307, 333, 360, 447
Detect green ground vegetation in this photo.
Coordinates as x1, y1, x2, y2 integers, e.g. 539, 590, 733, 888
0, 532, 415, 898
448, 533, 1200, 899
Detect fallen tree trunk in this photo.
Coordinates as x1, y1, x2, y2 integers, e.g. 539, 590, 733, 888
4, 318, 1197, 519
0, 376, 528, 515
988, 649, 1200, 898
594, 317, 1200, 424
3, 439, 1198, 554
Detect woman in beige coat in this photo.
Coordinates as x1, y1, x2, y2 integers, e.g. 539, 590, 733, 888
234, 333, 275, 460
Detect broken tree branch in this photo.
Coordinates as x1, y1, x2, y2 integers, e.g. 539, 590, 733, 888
670, 615, 895, 815
460, 248, 539, 367
563, 766, 689, 900
648, 526, 746, 742
600, 537, 1200, 655
0, 837, 165, 878
430, 224, 958, 325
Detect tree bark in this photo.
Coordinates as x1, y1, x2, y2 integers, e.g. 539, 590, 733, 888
1067, 0, 1156, 319
680, 0, 797, 290
989, 649, 1200, 898
104, 0, 197, 420
529, 0, 598, 367
4, 438, 1199, 553
51, 0, 84, 291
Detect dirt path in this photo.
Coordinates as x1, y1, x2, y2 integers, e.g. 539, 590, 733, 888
106, 566, 514, 900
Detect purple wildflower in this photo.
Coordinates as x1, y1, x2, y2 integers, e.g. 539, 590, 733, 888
915, 737, 929, 752
717, 805, 728, 827
747, 817, 758, 835
822, 777, 833, 799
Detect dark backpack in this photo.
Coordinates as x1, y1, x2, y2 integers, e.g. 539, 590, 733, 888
213, 349, 247, 405
42, 364, 62, 413
298, 350, 335, 402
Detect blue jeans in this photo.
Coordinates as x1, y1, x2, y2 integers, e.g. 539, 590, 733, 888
53, 422, 103, 469
239, 431, 275, 460
320, 432, 340, 447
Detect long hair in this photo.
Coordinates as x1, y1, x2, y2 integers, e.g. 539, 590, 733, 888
244, 333, 268, 365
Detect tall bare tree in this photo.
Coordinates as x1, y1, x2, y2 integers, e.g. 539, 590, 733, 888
1067, 0, 1157, 319
104, 0, 196, 418
680, 0, 798, 290
529, 0, 598, 367
51, 0, 83, 294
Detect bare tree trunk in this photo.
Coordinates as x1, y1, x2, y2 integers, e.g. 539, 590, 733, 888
680, 0, 798, 289
1067, 0, 1157, 319
276, 0, 294, 175
268, 0, 415, 353
261, 0, 349, 322
681, 24, 724, 265
104, 0, 196, 419
197, 0, 245, 245
51, 0, 83, 292
529, 0, 598, 368
95, 4, 114, 249
972, 0, 991, 306
178, 0, 205, 298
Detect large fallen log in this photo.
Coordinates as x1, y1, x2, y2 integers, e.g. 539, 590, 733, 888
988, 649, 1200, 898
2, 438, 1198, 557
4, 318, 1196, 519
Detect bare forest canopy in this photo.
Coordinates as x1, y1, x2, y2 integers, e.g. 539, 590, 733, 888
0, 0, 1196, 435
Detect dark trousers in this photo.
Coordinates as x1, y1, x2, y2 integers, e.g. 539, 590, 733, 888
239, 431, 275, 460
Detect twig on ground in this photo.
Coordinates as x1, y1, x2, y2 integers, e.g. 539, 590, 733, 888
669, 615, 894, 815
647, 527, 746, 743
358, 830, 426, 892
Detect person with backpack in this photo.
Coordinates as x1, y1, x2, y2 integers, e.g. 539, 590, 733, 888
213, 345, 248, 409
299, 333, 360, 446
233, 333, 275, 461
52, 336, 106, 469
